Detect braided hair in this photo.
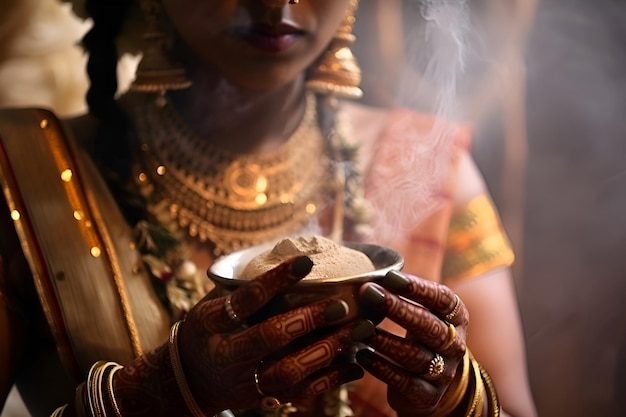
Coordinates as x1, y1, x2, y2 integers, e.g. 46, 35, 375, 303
83, 0, 145, 225
316, 96, 373, 242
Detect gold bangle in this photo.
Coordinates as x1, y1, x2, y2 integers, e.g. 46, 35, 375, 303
169, 321, 207, 417
87, 361, 107, 417
429, 351, 471, 417
479, 363, 501, 417
50, 405, 68, 417
452, 359, 478, 417
86, 361, 121, 417
465, 355, 485, 417
106, 364, 124, 417
85, 362, 99, 417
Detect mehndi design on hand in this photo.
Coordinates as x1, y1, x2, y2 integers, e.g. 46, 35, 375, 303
355, 270, 469, 416
173, 256, 367, 413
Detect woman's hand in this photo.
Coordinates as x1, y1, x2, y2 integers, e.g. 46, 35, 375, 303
177, 256, 368, 414
355, 270, 469, 416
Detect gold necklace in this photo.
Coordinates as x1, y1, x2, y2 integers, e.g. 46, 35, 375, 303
129, 93, 333, 255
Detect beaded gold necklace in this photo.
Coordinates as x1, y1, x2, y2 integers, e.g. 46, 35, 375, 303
129, 93, 333, 255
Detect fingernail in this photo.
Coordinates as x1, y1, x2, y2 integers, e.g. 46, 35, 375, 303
361, 285, 386, 305
291, 256, 314, 277
351, 320, 375, 341
323, 300, 349, 322
382, 270, 410, 291
355, 349, 375, 366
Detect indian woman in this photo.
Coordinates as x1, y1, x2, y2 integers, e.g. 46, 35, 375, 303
0, 0, 537, 416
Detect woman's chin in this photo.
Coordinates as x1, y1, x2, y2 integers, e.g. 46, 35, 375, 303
223, 70, 305, 93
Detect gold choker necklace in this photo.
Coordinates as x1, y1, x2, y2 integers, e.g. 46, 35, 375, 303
129, 93, 333, 255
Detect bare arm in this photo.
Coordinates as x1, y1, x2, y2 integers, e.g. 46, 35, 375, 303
449, 268, 536, 417
447, 151, 537, 417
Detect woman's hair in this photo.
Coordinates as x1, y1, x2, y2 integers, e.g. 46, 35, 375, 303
83, 0, 145, 224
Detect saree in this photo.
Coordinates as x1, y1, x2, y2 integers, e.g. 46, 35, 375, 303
0, 106, 513, 416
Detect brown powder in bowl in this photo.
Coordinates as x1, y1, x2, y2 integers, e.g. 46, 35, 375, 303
239, 236, 376, 280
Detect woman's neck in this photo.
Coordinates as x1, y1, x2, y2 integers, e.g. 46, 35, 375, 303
167, 71, 308, 154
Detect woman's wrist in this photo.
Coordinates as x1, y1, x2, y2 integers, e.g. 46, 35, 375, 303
435, 350, 472, 416
169, 320, 211, 417
112, 342, 203, 417
424, 350, 500, 417
50, 334, 221, 417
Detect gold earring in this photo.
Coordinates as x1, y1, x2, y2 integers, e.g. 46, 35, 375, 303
307, 0, 362, 104
130, 0, 192, 98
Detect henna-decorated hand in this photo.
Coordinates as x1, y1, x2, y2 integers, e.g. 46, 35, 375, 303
355, 270, 469, 416
177, 256, 369, 415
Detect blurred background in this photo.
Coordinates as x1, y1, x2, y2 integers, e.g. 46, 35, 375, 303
358, 1, 626, 414
1, 0, 625, 416
476, 1, 626, 415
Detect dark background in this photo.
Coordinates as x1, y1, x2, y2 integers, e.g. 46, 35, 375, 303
473, 0, 626, 415
355, 0, 626, 415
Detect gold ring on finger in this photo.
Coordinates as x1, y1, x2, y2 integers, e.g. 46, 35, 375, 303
445, 294, 462, 322
426, 353, 445, 379
224, 295, 243, 326
254, 363, 282, 411
441, 322, 457, 352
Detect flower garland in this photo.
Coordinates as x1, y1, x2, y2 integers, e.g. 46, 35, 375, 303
133, 220, 206, 322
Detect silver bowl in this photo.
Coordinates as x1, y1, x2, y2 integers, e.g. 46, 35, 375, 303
208, 242, 404, 324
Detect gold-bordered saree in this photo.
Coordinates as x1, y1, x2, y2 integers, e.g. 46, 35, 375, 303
0, 107, 514, 417
0, 108, 169, 383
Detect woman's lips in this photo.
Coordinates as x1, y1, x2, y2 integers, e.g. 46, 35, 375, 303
236, 22, 305, 53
